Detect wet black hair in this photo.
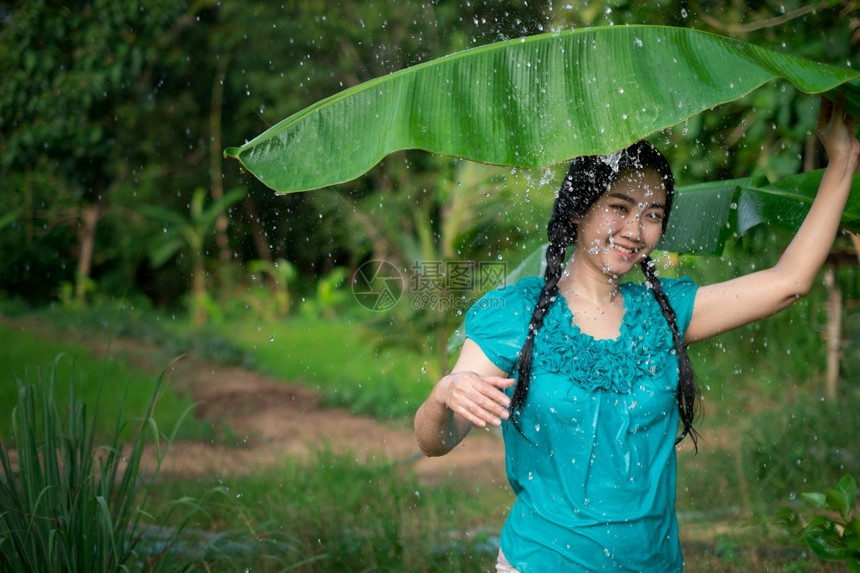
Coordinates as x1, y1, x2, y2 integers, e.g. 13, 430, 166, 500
510, 140, 701, 449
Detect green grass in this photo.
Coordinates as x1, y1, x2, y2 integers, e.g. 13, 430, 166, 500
0, 363, 203, 572
32, 301, 256, 368
225, 316, 435, 420
149, 449, 511, 572
0, 323, 211, 441
145, 447, 838, 573
741, 390, 860, 507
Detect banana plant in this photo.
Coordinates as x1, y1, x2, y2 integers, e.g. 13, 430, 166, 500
142, 187, 246, 325
662, 170, 860, 254
246, 257, 297, 316
225, 25, 858, 255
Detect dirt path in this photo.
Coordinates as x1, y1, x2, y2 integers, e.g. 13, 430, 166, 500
158, 353, 506, 484
4, 318, 506, 485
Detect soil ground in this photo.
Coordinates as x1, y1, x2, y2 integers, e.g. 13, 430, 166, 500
157, 349, 507, 484
3, 317, 506, 485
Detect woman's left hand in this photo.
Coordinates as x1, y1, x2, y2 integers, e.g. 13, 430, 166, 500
685, 93, 858, 344
815, 93, 860, 172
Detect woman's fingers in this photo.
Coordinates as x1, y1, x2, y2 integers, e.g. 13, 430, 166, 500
445, 372, 514, 428
453, 383, 510, 427
816, 94, 834, 132
816, 94, 859, 166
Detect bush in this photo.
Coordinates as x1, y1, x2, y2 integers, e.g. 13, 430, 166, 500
776, 473, 860, 570
0, 358, 196, 572
742, 390, 860, 508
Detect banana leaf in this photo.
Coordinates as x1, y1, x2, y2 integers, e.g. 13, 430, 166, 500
662, 170, 860, 255
225, 25, 858, 195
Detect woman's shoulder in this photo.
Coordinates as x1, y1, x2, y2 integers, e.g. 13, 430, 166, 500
464, 277, 541, 373
468, 276, 543, 320
490, 275, 544, 295
493, 275, 544, 300
622, 275, 699, 331
622, 276, 698, 298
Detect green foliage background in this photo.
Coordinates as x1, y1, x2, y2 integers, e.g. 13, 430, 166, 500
1, 0, 857, 310
1, 2, 859, 570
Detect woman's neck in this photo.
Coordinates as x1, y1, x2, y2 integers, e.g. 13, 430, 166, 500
557, 255, 626, 339
557, 254, 622, 306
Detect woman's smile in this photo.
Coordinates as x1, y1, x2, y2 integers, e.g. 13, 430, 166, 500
574, 169, 667, 278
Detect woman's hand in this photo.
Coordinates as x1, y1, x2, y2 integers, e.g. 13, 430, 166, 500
432, 370, 514, 429
685, 94, 858, 343
414, 339, 513, 456
816, 94, 860, 172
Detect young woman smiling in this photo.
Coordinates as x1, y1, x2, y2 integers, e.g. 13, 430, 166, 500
414, 95, 858, 571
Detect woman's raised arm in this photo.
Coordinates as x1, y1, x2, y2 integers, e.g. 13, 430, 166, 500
414, 339, 514, 457
685, 95, 860, 343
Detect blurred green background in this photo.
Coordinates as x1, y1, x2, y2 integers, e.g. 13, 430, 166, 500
1, 0, 858, 570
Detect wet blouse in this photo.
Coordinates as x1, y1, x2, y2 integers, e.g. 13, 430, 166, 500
466, 276, 699, 572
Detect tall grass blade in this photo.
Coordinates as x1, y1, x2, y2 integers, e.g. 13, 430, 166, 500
0, 355, 200, 571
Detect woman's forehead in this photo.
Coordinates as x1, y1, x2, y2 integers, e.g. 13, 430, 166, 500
609, 169, 667, 200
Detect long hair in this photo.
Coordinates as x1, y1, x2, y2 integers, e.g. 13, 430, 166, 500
510, 141, 701, 449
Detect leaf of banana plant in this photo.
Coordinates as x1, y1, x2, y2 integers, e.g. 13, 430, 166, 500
661, 170, 860, 255
659, 178, 751, 255
224, 25, 858, 196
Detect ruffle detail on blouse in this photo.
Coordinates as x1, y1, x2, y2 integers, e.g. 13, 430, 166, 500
516, 278, 676, 394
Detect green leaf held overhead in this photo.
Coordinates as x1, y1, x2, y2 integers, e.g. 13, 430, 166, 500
224, 25, 859, 194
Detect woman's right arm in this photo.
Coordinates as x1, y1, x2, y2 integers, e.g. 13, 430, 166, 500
414, 339, 515, 457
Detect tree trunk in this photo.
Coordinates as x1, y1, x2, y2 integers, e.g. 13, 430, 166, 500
75, 201, 102, 307
823, 263, 841, 400
243, 196, 272, 264
192, 253, 207, 327
437, 322, 449, 379
25, 174, 33, 246
210, 55, 231, 263
850, 232, 860, 265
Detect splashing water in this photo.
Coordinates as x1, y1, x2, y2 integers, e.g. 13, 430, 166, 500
597, 150, 624, 172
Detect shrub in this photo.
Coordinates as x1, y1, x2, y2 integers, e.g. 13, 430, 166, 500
742, 391, 860, 508
776, 473, 860, 570
0, 358, 195, 572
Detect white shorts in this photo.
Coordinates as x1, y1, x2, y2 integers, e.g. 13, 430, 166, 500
496, 549, 521, 573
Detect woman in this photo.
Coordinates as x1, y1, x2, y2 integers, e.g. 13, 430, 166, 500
414, 96, 858, 571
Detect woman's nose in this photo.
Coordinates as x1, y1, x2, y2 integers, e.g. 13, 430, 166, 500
622, 216, 642, 239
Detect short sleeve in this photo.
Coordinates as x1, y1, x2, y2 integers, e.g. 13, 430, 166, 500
662, 276, 699, 336
464, 278, 537, 374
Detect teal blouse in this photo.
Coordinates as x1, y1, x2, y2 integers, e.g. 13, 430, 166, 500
466, 276, 699, 572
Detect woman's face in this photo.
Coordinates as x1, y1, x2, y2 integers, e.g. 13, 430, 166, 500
574, 168, 667, 278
